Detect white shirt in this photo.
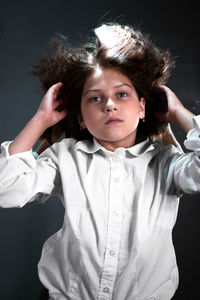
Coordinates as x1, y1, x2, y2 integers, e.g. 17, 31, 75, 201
1, 116, 200, 300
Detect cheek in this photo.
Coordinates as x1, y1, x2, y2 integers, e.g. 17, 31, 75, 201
124, 105, 142, 126
81, 102, 89, 121
81, 107, 97, 129
124, 102, 140, 115
82, 104, 99, 120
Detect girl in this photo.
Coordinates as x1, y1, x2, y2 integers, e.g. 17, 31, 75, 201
0, 23, 199, 300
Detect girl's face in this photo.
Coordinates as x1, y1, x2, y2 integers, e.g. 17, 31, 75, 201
80, 68, 145, 151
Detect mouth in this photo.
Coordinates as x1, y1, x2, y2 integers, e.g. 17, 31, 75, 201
105, 118, 123, 125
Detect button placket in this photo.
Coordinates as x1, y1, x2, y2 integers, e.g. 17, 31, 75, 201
97, 157, 124, 300
112, 156, 123, 184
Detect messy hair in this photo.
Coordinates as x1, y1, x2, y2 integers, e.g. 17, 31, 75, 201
31, 22, 175, 144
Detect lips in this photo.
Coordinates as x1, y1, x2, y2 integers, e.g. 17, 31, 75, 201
105, 117, 123, 125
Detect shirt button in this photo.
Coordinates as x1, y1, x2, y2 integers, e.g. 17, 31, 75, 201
103, 287, 109, 293
109, 250, 115, 256
112, 156, 119, 163
116, 148, 125, 155
114, 177, 120, 182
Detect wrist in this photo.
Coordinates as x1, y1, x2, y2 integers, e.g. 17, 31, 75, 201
173, 107, 195, 132
32, 112, 49, 134
8, 113, 50, 156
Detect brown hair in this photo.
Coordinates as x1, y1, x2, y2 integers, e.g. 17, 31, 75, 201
31, 22, 175, 144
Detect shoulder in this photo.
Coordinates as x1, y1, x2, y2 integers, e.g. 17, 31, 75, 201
38, 138, 77, 161
54, 137, 77, 149
138, 137, 182, 155
148, 141, 183, 162
127, 138, 182, 160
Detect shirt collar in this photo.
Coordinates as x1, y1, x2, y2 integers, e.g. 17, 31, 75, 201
75, 137, 156, 157
127, 139, 155, 156
74, 138, 102, 154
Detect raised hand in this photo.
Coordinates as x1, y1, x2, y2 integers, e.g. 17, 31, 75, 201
36, 82, 68, 130
9, 82, 67, 155
155, 85, 194, 132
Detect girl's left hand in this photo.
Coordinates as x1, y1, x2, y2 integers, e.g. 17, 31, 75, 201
155, 85, 195, 132
154, 85, 185, 124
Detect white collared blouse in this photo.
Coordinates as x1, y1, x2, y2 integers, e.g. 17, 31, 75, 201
1, 116, 200, 300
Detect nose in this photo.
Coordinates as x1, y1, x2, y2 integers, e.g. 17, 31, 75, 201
104, 98, 118, 112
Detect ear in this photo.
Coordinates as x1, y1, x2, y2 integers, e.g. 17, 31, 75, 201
139, 97, 145, 119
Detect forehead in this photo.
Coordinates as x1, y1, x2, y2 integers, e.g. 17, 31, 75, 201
83, 67, 133, 91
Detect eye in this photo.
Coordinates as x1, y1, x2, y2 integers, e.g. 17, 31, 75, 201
89, 96, 101, 103
117, 92, 128, 98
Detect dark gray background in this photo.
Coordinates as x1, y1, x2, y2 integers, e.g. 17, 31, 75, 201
0, 0, 200, 299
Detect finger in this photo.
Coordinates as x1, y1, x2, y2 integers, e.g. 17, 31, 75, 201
54, 98, 66, 110
158, 85, 174, 97
48, 82, 63, 98
154, 85, 167, 95
52, 82, 63, 89
55, 108, 68, 121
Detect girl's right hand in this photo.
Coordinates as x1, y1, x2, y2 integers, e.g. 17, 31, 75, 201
8, 82, 67, 155
35, 82, 68, 130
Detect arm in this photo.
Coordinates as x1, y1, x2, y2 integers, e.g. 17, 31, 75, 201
35, 124, 65, 155
170, 116, 200, 195
157, 86, 200, 194
0, 142, 62, 207
9, 82, 67, 155
161, 124, 180, 148
0, 82, 67, 207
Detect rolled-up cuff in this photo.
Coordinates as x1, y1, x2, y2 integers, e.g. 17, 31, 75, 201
184, 116, 200, 151
1, 141, 33, 160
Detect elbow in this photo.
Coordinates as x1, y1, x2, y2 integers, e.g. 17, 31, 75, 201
0, 189, 28, 208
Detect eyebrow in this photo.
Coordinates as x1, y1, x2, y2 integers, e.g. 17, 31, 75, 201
83, 84, 134, 97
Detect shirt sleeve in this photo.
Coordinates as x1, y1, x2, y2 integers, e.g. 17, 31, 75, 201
0, 141, 61, 208
172, 115, 200, 194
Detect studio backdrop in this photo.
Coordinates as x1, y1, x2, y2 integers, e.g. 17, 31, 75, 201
0, 1, 200, 299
